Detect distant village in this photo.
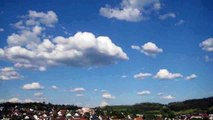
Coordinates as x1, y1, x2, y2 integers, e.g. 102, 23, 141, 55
0, 102, 213, 120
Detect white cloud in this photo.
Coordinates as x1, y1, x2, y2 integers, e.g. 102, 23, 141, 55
132, 42, 163, 56
200, 38, 213, 52
0, 28, 4, 32
100, 0, 161, 22
121, 75, 127, 78
1, 11, 128, 71
175, 19, 184, 25
34, 92, 43, 97
7, 98, 35, 103
0, 67, 22, 80
159, 12, 176, 20
161, 95, 175, 100
14, 10, 58, 28
102, 92, 115, 99
71, 87, 86, 92
27, 10, 58, 27
23, 99, 34, 103
185, 74, 197, 80
22, 82, 44, 90
94, 89, 98, 92
51, 85, 59, 89
7, 26, 43, 48
142, 42, 163, 56
1, 32, 128, 71
131, 45, 140, 50
134, 72, 152, 79
76, 94, 84, 97
137, 90, 151, 96
8, 97, 20, 103
154, 69, 183, 80
100, 101, 109, 107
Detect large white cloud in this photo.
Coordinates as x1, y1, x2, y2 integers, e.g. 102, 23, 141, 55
0, 11, 128, 71
7, 26, 43, 48
100, 0, 161, 22
200, 38, 213, 52
137, 90, 151, 96
102, 92, 115, 99
132, 42, 163, 56
2, 32, 128, 70
22, 82, 44, 90
134, 72, 152, 79
154, 69, 183, 80
0, 67, 22, 80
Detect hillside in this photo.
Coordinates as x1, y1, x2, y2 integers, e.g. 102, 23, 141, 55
98, 97, 213, 116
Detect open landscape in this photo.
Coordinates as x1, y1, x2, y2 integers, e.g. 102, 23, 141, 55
0, 97, 213, 119
0, 0, 212, 120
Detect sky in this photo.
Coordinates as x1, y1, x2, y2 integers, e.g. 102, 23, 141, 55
0, 0, 213, 107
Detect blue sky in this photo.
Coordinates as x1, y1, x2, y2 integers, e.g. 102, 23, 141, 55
0, 0, 213, 107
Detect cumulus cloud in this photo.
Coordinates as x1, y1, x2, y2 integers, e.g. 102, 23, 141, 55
200, 38, 213, 52
15, 10, 58, 28
7, 98, 35, 103
100, 0, 161, 22
8, 97, 20, 103
185, 74, 197, 80
131, 45, 140, 50
0, 10, 128, 71
154, 69, 183, 80
175, 19, 184, 25
100, 101, 109, 107
2, 33, 128, 70
137, 90, 151, 96
0, 67, 22, 80
23, 99, 34, 103
132, 42, 163, 56
76, 94, 84, 97
22, 82, 44, 90
34, 92, 43, 97
7, 26, 43, 48
71, 87, 86, 92
121, 75, 127, 78
102, 92, 115, 99
51, 85, 59, 89
134, 72, 152, 79
161, 95, 175, 100
159, 12, 176, 20
141, 42, 163, 56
